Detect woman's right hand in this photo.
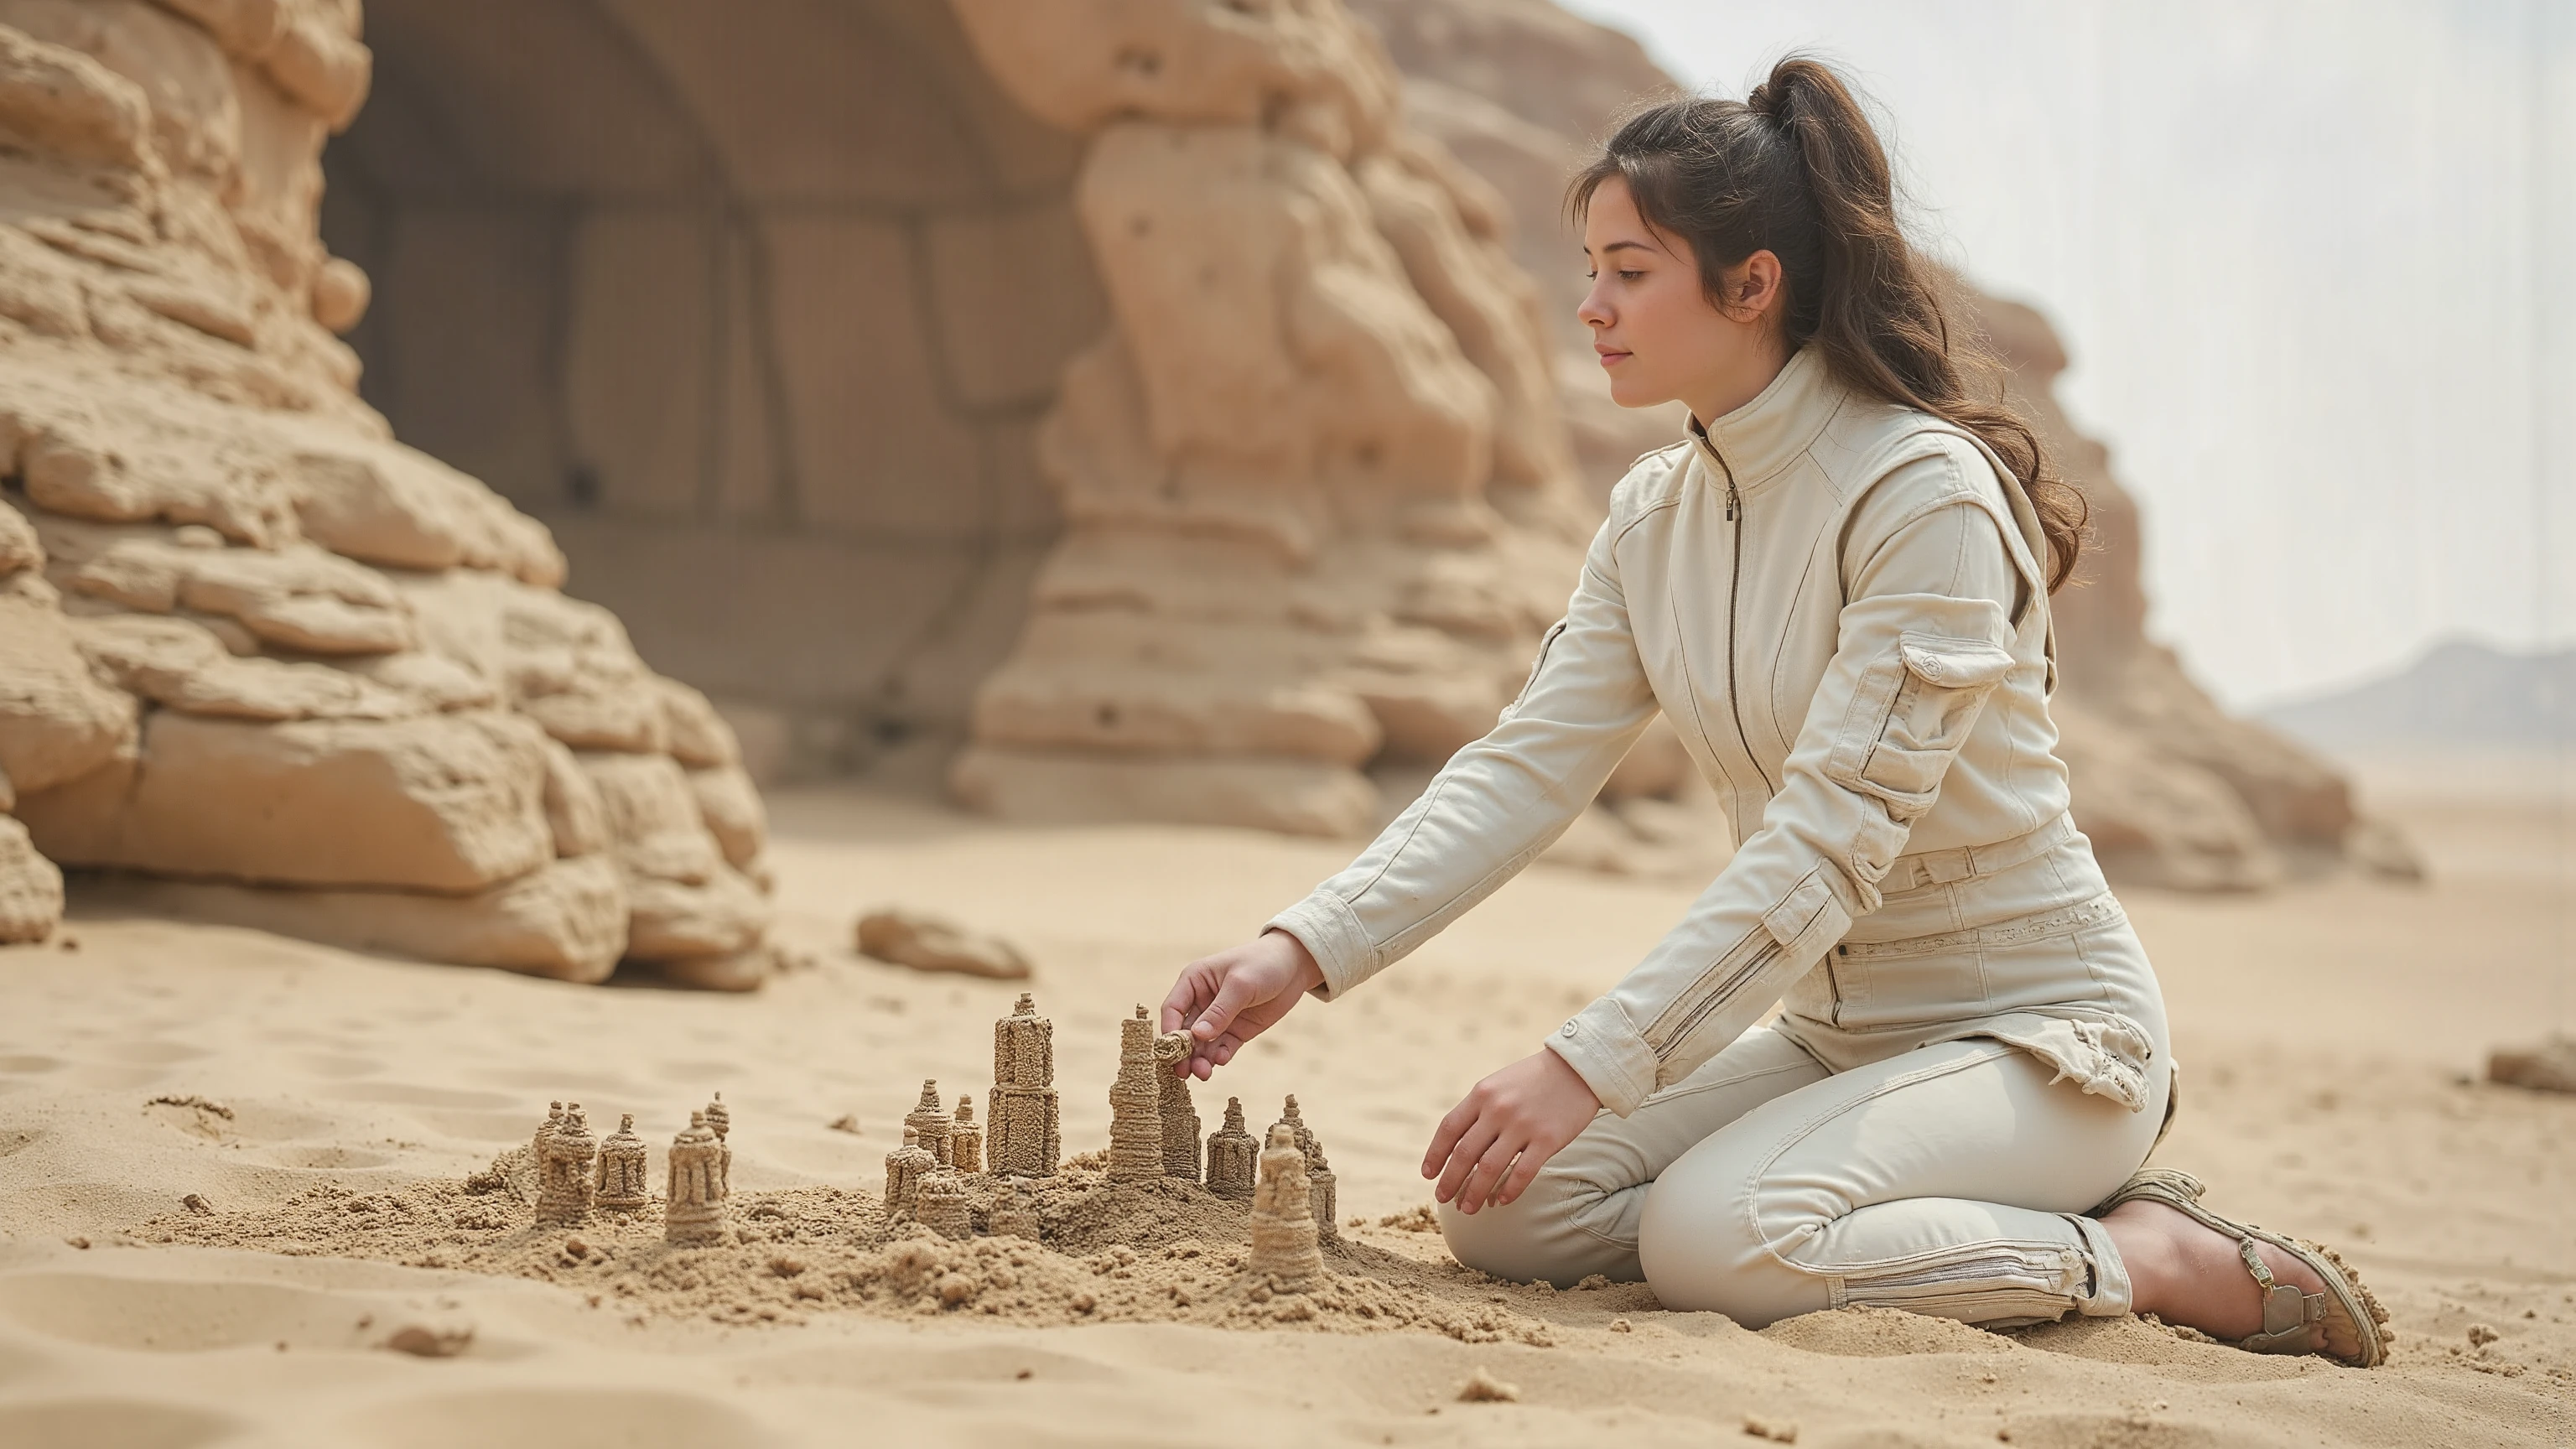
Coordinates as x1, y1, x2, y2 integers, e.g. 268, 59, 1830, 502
1158, 930, 1325, 1080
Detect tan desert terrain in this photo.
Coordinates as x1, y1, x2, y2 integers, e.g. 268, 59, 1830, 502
0, 750, 2567, 1449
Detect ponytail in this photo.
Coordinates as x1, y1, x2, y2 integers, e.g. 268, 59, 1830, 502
1573, 56, 2088, 592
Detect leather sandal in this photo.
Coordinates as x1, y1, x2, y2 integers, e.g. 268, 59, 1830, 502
2093, 1167, 2391, 1368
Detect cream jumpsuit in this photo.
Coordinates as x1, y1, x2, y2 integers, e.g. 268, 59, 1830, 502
1268, 347, 2171, 1327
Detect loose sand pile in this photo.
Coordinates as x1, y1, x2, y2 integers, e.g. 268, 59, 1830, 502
0, 754, 2568, 1446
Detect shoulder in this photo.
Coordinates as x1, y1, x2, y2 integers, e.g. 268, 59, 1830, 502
1605, 439, 1693, 530
1817, 406, 2005, 531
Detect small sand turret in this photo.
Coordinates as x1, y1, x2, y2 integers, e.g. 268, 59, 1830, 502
595, 1112, 649, 1213
950, 1094, 983, 1174
533, 1100, 564, 1161
536, 1103, 598, 1226
905, 1080, 953, 1166
704, 1093, 733, 1198
1154, 1031, 1202, 1182
1273, 1095, 1337, 1240
915, 1169, 973, 1240
665, 1110, 729, 1245
1108, 1006, 1165, 1182
987, 992, 1060, 1176
1247, 1123, 1325, 1291
1205, 1097, 1257, 1199
989, 1178, 1041, 1240
883, 1124, 937, 1215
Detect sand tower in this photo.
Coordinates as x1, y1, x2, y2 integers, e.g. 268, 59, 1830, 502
665, 1110, 729, 1246
915, 1170, 974, 1241
987, 994, 1061, 1176
1247, 1124, 1325, 1291
595, 1113, 650, 1213
1205, 1097, 1258, 1200
533, 1101, 565, 1163
989, 1179, 1041, 1241
1108, 1006, 1165, 1182
1274, 1095, 1337, 1240
950, 1095, 984, 1175
536, 1104, 599, 1227
905, 1080, 954, 1166
1154, 1031, 1201, 1182
884, 1125, 937, 1216
704, 1093, 734, 1195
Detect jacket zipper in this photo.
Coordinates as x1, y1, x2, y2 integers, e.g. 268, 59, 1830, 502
1712, 449, 1776, 794
1664, 936, 1785, 1049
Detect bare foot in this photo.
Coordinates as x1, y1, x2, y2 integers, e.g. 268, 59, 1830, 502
2099, 1199, 2371, 1360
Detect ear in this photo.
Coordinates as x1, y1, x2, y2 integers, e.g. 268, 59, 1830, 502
1718, 249, 1786, 323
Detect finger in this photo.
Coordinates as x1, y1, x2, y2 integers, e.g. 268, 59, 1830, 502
1457, 1140, 1523, 1216
1495, 1142, 1550, 1208
1192, 972, 1266, 1043
1160, 966, 1217, 1035
1435, 1119, 1502, 1205
1422, 1101, 1476, 1180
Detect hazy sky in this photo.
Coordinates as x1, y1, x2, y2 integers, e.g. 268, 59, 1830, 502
1566, 0, 2573, 708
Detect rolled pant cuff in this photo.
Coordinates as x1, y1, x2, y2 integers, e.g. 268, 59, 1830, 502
2067, 1211, 2133, 1317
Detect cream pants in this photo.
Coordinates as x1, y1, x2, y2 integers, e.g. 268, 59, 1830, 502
1440, 896, 2172, 1328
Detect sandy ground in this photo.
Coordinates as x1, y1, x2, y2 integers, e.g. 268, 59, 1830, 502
0, 751, 2570, 1447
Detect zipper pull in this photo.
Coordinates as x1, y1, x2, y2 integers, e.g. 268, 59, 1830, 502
1726, 478, 1739, 522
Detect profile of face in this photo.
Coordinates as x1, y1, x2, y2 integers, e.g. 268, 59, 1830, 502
1578, 176, 1789, 423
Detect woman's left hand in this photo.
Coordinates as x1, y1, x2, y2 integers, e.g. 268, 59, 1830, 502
1422, 1048, 1603, 1215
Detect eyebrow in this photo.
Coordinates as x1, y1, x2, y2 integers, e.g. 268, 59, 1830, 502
1589, 240, 1657, 257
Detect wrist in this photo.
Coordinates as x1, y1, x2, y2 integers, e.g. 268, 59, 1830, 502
1260, 927, 1327, 995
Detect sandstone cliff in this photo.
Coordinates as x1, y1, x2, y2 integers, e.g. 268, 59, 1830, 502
0, 0, 775, 982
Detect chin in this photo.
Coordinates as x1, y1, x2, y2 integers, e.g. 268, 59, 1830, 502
1605, 375, 1667, 411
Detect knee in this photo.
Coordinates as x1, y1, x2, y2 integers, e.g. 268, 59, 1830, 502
1436, 1165, 1641, 1288
1636, 1142, 1821, 1327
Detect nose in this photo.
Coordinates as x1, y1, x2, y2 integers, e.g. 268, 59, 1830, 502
1577, 274, 1613, 332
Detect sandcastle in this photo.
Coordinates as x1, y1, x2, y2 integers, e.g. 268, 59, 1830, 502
1205, 1098, 1259, 1201
535, 1104, 599, 1227
950, 1096, 984, 1175
884, 1126, 937, 1217
1275, 1095, 1338, 1241
1108, 1006, 1166, 1183
595, 1114, 649, 1214
915, 1169, 974, 1241
1247, 1124, 1327, 1291
1156, 1031, 1202, 1183
987, 994, 1061, 1177
905, 1080, 954, 1167
666, 1109, 730, 1247
989, 1179, 1041, 1241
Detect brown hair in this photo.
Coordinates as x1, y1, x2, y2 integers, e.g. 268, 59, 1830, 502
1571, 56, 2087, 591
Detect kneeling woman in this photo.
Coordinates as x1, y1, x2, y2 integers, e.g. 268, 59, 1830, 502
1161, 57, 2386, 1365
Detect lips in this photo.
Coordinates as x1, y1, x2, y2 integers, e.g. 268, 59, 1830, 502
1596, 348, 1630, 367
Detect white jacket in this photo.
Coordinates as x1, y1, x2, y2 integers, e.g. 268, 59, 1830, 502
1271, 346, 2155, 1116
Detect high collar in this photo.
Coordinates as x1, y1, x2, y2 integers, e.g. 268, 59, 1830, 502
1685, 344, 1842, 495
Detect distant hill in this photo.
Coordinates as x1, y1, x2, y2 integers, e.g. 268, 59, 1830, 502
2262, 639, 2576, 750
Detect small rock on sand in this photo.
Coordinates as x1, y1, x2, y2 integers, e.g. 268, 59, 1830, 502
1743, 1414, 1799, 1442
2487, 1037, 2576, 1093
854, 909, 1031, 979
383, 1323, 475, 1358
1457, 1368, 1519, 1403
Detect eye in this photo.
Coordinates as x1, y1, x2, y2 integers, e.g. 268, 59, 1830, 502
1618, 269, 1644, 282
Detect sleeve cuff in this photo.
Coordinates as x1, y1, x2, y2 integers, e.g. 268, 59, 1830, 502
1543, 996, 1660, 1116
1265, 891, 1377, 1000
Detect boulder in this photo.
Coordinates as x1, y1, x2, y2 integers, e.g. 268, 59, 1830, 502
624, 865, 766, 962
100, 855, 629, 983
579, 750, 723, 886
686, 765, 765, 870
854, 908, 1031, 980
68, 611, 415, 720
0, 815, 63, 944
18, 709, 554, 892
951, 746, 1379, 838
0, 497, 39, 574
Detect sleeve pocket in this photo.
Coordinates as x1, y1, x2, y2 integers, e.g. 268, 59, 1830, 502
1828, 633, 2017, 818
1761, 870, 1848, 948
1498, 619, 1569, 720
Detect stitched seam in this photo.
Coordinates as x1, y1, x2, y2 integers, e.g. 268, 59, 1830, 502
1841, 891, 2126, 961
1613, 494, 1680, 549
1734, 1041, 2020, 1275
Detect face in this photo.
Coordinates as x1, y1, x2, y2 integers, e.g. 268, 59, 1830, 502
1578, 176, 1789, 422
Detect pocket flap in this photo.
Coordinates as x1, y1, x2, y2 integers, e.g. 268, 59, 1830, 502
1761, 872, 1841, 948
1896, 635, 2016, 690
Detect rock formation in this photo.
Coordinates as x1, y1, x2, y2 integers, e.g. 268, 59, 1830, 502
665, 1109, 728, 1246
949, 1094, 984, 1176
1154, 1030, 1201, 1182
594, 1112, 648, 1214
1204, 1096, 1257, 1201
1107, 1005, 1165, 1183
535, 1103, 596, 1227
946, 0, 1595, 838
1337, 0, 2395, 891
1246, 1122, 1326, 1291
987, 992, 1061, 1177
0, 0, 776, 976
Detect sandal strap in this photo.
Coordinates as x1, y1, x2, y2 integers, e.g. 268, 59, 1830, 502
2236, 1235, 2326, 1348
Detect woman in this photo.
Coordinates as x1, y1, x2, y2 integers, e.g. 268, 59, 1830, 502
1159, 57, 2386, 1365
